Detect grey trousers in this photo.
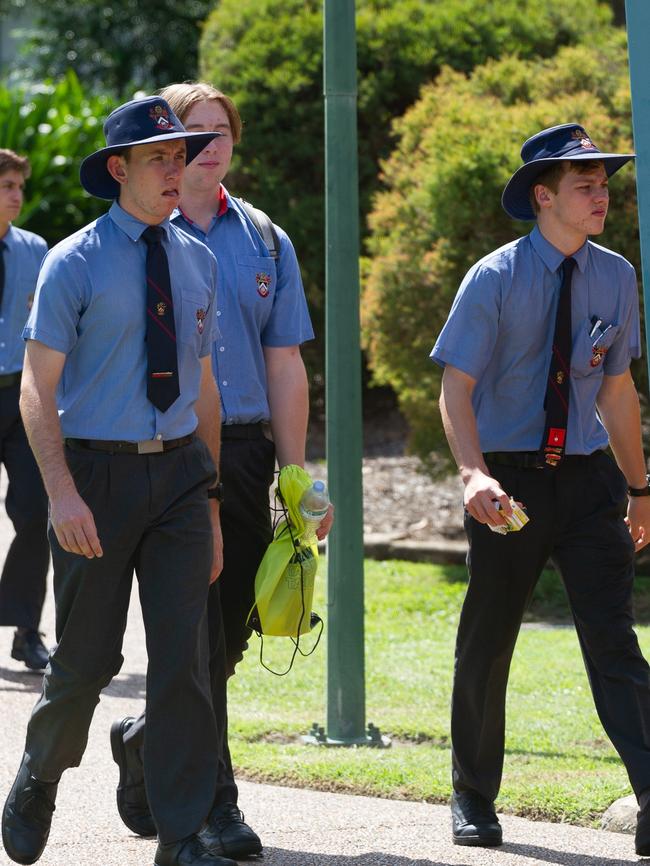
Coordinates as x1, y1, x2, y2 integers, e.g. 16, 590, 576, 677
23, 437, 221, 844
452, 450, 650, 803
125, 429, 276, 807
0, 382, 49, 630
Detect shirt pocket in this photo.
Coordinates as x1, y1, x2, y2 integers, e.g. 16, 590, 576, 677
571, 317, 619, 378
236, 255, 277, 309
178, 291, 212, 346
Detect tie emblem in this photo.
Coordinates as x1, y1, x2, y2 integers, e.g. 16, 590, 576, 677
142, 225, 180, 412
539, 257, 575, 469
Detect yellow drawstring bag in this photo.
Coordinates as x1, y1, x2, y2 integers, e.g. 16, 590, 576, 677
247, 464, 323, 673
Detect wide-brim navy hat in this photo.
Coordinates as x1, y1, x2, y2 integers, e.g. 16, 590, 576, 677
501, 123, 634, 221
80, 95, 221, 200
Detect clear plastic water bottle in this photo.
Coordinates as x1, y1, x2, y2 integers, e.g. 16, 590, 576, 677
299, 480, 329, 544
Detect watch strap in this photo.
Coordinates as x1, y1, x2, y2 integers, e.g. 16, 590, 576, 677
628, 475, 650, 497
207, 482, 224, 503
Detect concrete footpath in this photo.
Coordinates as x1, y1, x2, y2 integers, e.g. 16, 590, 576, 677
0, 521, 644, 864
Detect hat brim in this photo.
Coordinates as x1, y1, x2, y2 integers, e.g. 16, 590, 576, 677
79, 131, 220, 200
501, 152, 635, 222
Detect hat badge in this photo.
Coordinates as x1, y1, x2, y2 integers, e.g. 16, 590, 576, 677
570, 128, 595, 150
149, 105, 173, 130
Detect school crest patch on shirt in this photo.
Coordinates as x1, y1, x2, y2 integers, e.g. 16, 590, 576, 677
590, 345, 608, 367
196, 308, 206, 334
256, 273, 271, 298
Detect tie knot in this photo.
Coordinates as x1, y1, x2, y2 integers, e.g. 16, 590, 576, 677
142, 225, 165, 246
562, 257, 576, 277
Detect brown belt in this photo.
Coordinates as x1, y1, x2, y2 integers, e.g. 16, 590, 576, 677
64, 433, 194, 455
484, 450, 601, 470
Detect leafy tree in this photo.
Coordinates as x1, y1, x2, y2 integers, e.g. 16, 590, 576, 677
361, 32, 637, 469
1, 0, 213, 93
199, 0, 614, 346
0, 72, 114, 245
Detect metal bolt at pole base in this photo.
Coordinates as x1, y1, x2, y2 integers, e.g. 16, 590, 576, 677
302, 721, 392, 748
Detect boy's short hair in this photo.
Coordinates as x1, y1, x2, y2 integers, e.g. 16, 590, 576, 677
529, 159, 605, 214
158, 82, 242, 145
0, 149, 31, 179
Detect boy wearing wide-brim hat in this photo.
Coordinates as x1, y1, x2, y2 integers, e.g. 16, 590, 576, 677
432, 122, 650, 856
1, 96, 236, 866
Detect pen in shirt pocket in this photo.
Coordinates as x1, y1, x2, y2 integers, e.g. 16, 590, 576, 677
589, 316, 603, 338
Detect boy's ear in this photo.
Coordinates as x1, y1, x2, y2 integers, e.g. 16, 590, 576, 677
533, 183, 552, 209
106, 154, 128, 186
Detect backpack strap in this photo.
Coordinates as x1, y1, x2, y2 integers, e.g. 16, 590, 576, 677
238, 198, 281, 260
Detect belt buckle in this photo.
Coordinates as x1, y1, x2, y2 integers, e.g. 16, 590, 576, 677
137, 440, 164, 454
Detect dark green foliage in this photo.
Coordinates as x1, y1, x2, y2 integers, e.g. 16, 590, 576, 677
199, 0, 614, 352
362, 33, 638, 470
0, 72, 115, 245
2, 0, 213, 93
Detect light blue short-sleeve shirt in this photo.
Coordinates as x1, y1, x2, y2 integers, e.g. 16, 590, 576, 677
172, 186, 314, 424
0, 225, 47, 374
430, 225, 640, 454
23, 202, 218, 440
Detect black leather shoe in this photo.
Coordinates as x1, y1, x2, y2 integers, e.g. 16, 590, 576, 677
110, 717, 157, 838
451, 790, 502, 847
11, 631, 49, 672
154, 834, 238, 866
636, 798, 650, 855
2, 757, 57, 864
199, 802, 262, 859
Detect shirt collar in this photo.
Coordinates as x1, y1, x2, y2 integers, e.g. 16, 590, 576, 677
109, 201, 171, 242
1, 224, 16, 249
172, 183, 231, 230
530, 224, 588, 274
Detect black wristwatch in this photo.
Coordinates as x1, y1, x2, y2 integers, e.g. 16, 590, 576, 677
628, 475, 650, 497
207, 482, 224, 503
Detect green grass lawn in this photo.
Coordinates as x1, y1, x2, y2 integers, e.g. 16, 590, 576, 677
228, 559, 650, 827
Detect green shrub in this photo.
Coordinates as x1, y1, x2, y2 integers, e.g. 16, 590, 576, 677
0, 71, 115, 246
199, 0, 614, 360
2, 0, 213, 94
361, 32, 638, 469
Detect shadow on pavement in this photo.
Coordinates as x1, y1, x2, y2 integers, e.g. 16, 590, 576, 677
0, 665, 44, 692
260, 844, 639, 866
503, 841, 638, 865
102, 671, 147, 700
262, 853, 445, 866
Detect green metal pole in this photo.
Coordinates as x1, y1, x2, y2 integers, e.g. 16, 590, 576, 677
626, 0, 650, 386
323, 0, 366, 744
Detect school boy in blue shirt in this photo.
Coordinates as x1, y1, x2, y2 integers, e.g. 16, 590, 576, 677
432, 123, 650, 856
1, 97, 237, 866
110, 81, 333, 861
0, 149, 50, 672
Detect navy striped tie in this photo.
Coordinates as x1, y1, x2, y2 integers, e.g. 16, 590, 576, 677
142, 226, 180, 412
540, 257, 575, 468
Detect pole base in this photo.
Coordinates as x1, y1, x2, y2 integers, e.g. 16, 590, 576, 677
302, 721, 391, 748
